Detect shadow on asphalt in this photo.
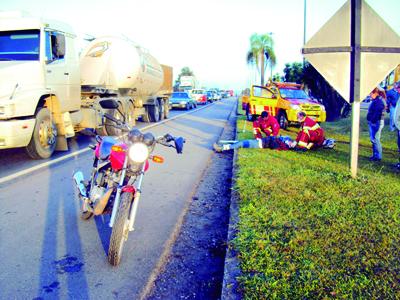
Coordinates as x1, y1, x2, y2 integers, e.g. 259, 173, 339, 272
94, 215, 112, 255
36, 158, 89, 299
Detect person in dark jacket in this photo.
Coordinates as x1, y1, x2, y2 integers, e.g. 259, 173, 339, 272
367, 87, 386, 161
386, 82, 400, 131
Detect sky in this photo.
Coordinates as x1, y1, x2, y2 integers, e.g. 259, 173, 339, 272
1, 0, 399, 90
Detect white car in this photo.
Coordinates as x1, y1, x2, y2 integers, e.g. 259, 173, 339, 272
190, 89, 208, 104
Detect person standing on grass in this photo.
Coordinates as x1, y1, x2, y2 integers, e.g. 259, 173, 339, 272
367, 87, 386, 161
252, 111, 280, 139
393, 93, 400, 168
386, 82, 400, 131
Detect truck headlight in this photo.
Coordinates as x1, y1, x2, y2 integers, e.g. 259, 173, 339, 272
128, 143, 149, 163
320, 105, 326, 111
291, 105, 300, 110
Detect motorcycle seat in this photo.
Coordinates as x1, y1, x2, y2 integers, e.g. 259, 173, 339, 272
99, 136, 118, 160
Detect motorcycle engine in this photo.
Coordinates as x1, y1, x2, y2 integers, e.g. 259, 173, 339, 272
90, 185, 106, 204
90, 171, 107, 204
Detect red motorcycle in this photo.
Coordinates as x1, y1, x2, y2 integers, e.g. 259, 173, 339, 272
73, 100, 184, 266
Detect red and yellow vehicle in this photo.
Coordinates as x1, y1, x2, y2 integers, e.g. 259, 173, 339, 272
241, 82, 326, 129
385, 64, 400, 90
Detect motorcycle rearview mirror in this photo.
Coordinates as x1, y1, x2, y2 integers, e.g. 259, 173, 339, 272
99, 99, 119, 109
174, 137, 185, 154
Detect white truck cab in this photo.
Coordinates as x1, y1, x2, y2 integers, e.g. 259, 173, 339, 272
0, 11, 81, 158
0, 12, 172, 159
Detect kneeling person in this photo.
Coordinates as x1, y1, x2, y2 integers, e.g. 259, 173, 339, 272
293, 111, 325, 150
253, 111, 280, 138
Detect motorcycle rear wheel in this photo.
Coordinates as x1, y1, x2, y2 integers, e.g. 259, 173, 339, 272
108, 192, 132, 266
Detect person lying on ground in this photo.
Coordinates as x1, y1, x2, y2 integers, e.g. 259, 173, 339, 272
253, 111, 280, 138
213, 135, 335, 152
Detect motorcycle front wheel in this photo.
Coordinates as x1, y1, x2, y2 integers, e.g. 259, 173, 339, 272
108, 192, 132, 266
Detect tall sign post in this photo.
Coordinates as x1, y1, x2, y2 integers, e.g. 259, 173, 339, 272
302, 0, 400, 178
349, 0, 362, 179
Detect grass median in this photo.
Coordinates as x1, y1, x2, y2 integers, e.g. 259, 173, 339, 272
233, 109, 400, 298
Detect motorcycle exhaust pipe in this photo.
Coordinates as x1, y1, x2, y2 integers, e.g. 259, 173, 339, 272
73, 171, 87, 197
94, 188, 113, 215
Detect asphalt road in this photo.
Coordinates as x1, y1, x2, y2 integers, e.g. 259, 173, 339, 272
0, 98, 236, 299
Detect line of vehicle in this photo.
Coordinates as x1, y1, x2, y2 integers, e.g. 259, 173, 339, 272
0, 103, 215, 185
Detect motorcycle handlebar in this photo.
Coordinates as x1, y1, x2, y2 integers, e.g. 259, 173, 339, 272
104, 113, 130, 132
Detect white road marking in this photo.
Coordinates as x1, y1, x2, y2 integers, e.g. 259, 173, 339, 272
0, 103, 215, 185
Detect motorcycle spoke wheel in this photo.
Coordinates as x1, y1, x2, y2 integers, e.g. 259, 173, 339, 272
108, 192, 132, 266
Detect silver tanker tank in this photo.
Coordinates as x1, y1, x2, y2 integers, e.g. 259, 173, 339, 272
80, 36, 164, 97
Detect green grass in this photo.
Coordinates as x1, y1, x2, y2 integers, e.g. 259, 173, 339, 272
234, 108, 400, 299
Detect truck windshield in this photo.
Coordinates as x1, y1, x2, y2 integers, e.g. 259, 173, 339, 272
0, 30, 40, 61
280, 88, 309, 99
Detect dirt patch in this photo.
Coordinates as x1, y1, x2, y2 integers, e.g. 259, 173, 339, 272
145, 110, 236, 299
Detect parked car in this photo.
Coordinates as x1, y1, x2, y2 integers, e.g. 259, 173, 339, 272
169, 92, 197, 110
221, 90, 229, 98
207, 91, 216, 102
214, 92, 222, 101
191, 89, 208, 105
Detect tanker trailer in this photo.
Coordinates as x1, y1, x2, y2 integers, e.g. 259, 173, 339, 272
79, 36, 171, 135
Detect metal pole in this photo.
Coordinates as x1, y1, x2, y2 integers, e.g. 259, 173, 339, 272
303, 0, 307, 67
349, 0, 362, 178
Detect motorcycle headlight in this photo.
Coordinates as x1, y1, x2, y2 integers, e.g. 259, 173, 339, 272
128, 143, 149, 163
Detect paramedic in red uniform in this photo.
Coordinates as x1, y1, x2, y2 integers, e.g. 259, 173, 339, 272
293, 111, 325, 149
252, 111, 280, 138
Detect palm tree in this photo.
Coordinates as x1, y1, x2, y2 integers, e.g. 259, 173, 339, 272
246, 33, 276, 86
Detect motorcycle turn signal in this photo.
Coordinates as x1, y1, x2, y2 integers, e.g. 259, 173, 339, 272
151, 155, 164, 163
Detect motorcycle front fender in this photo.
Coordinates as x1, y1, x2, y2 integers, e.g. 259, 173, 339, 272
121, 185, 136, 194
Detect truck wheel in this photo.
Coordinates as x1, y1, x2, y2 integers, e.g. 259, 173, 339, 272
159, 100, 165, 121
277, 111, 288, 130
105, 106, 124, 136
125, 101, 136, 127
142, 108, 151, 123
164, 100, 170, 119
148, 101, 160, 122
26, 108, 57, 159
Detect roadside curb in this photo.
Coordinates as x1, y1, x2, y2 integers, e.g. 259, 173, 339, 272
221, 100, 242, 299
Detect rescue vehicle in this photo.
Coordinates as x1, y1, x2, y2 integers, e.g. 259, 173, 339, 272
242, 82, 326, 129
